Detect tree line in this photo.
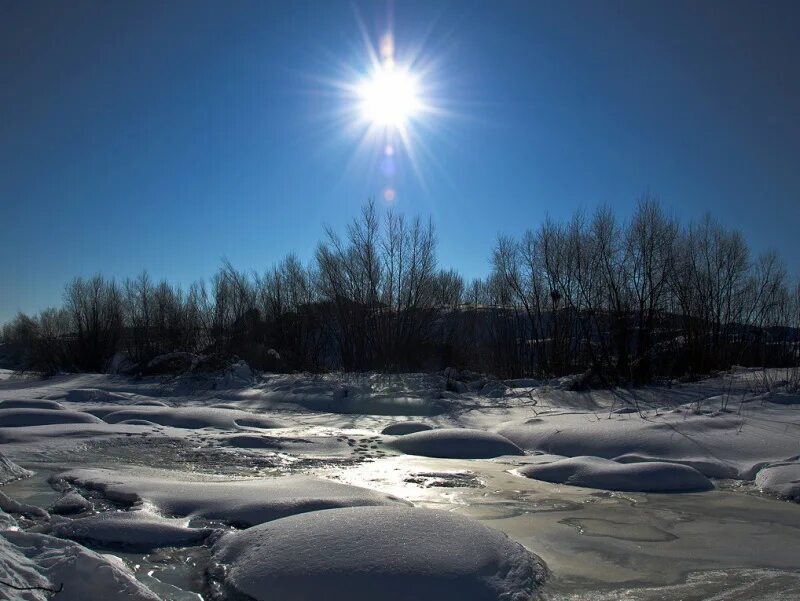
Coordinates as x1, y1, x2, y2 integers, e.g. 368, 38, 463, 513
3, 198, 798, 382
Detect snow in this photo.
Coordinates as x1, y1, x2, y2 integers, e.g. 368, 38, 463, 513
0, 400, 63, 410
50, 510, 212, 550
101, 406, 284, 430
210, 506, 547, 601
517, 455, 714, 492
387, 428, 524, 458
0, 409, 102, 427
55, 469, 409, 527
0, 529, 161, 601
0, 367, 798, 599
755, 462, 800, 500
49, 492, 92, 516
496, 409, 800, 478
0, 452, 32, 483
381, 421, 433, 435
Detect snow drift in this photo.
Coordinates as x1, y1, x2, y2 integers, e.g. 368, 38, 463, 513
55, 469, 408, 527
210, 506, 547, 601
387, 428, 523, 459
517, 455, 713, 492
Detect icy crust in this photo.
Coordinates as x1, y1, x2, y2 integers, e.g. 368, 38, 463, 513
55, 469, 409, 527
0, 452, 32, 484
51, 510, 212, 550
101, 406, 284, 430
518, 456, 713, 492
755, 462, 800, 500
0, 529, 160, 601
387, 428, 524, 459
210, 506, 547, 601
497, 411, 800, 479
381, 421, 433, 435
0, 408, 102, 427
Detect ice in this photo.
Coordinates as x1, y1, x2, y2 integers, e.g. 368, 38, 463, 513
210, 506, 547, 601
387, 428, 524, 458
517, 455, 713, 492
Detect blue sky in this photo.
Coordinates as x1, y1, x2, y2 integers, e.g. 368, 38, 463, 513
2, 0, 799, 324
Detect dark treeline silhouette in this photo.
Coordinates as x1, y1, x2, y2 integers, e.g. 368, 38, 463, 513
3, 198, 799, 382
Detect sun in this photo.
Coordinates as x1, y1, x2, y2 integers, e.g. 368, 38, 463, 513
357, 64, 421, 129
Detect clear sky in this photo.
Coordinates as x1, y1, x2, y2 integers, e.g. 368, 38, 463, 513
2, 0, 799, 324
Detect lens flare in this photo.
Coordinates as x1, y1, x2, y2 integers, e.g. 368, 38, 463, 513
357, 64, 421, 128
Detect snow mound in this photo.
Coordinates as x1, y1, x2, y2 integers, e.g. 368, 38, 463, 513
517, 455, 713, 492
0, 399, 64, 410
101, 406, 283, 430
59, 388, 132, 403
0, 408, 102, 427
210, 506, 547, 601
0, 452, 32, 483
0, 530, 160, 601
55, 470, 408, 527
381, 421, 433, 435
496, 411, 799, 478
51, 510, 212, 549
765, 392, 800, 405
387, 428, 524, 459
49, 491, 92, 515
755, 462, 800, 500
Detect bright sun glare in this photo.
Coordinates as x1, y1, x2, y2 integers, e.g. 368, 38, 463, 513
357, 64, 421, 128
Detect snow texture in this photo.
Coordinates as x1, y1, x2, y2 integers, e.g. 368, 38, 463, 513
387, 428, 524, 459
0, 409, 102, 427
210, 506, 547, 601
497, 411, 800, 478
56, 469, 409, 527
517, 455, 714, 492
101, 406, 283, 430
755, 462, 800, 500
381, 421, 433, 435
0, 529, 160, 601
50, 510, 212, 550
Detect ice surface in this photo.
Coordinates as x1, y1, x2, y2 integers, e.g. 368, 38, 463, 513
517, 455, 713, 492
387, 428, 524, 458
56, 469, 409, 526
210, 506, 547, 601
